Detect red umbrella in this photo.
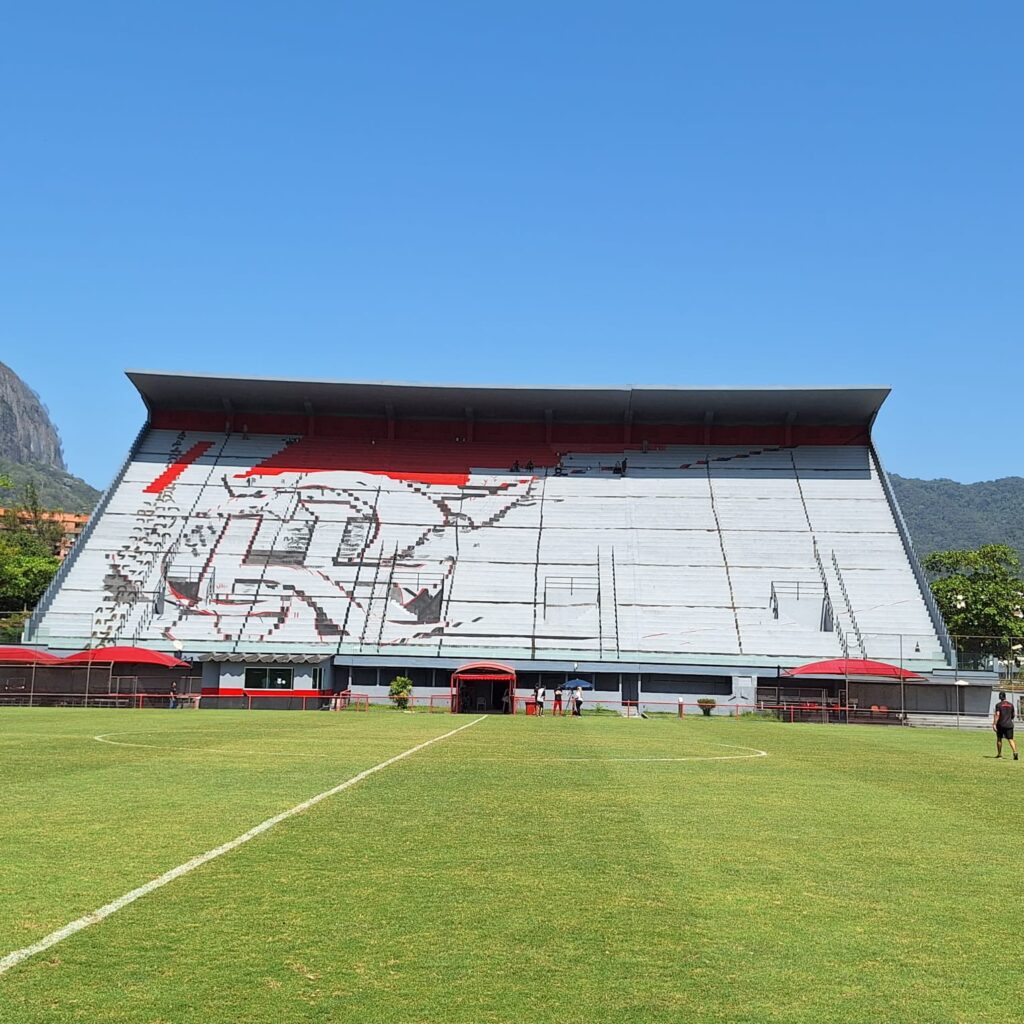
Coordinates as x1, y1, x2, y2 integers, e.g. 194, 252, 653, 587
61, 646, 189, 668
783, 658, 924, 680
0, 647, 62, 664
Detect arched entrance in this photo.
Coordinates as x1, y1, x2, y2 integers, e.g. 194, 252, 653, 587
450, 662, 516, 714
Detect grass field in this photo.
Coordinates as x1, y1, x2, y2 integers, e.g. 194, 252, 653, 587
0, 708, 1021, 1023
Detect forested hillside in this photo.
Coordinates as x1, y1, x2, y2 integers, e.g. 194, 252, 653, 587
890, 474, 1024, 560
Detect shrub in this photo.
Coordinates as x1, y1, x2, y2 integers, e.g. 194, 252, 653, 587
696, 698, 717, 708
388, 675, 413, 710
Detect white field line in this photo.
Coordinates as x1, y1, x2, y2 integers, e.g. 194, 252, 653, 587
466, 741, 769, 764
0, 715, 487, 978
93, 732, 317, 756
560, 741, 768, 762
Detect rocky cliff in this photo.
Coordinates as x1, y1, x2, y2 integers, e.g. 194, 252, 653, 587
0, 361, 66, 469
0, 362, 100, 513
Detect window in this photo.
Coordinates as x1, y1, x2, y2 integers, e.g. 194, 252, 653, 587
353, 667, 378, 688
311, 667, 324, 690
641, 674, 732, 696
404, 668, 433, 689
244, 667, 293, 690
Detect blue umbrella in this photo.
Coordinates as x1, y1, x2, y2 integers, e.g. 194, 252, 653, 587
565, 679, 593, 689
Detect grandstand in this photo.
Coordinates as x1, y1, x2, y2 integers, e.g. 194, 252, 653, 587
23, 372, 961, 710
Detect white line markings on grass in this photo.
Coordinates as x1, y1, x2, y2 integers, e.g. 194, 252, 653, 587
468, 741, 768, 764
0, 715, 487, 978
559, 741, 768, 762
93, 732, 305, 756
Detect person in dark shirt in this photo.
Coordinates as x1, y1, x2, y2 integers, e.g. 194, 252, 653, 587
992, 692, 1018, 760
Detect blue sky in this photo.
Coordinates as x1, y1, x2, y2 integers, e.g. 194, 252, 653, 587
2, 2, 1020, 488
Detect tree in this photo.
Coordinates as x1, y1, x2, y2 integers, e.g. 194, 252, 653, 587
1, 482, 64, 555
388, 675, 414, 710
923, 545, 1024, 655
0, 482, 63, 630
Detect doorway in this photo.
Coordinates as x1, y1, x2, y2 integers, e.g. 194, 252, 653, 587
451, 662, 517, 714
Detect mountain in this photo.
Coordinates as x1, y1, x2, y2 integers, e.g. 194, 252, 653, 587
890, 474, 1024, 561
0, 362, 101, 513
0, 361, 66, 469
0, 458, 101, 515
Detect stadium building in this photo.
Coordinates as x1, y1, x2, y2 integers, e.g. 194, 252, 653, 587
23, 372, 983, 714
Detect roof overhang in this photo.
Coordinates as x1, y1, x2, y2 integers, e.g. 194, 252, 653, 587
127, 371, 890, 428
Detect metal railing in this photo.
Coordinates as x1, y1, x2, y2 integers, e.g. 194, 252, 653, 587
830, 550, 864, 657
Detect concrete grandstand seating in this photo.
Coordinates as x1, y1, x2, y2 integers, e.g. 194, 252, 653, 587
30, 432, 945, 668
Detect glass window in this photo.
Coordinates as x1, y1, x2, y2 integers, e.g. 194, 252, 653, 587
353, 667, 378, 688
641, 675, 732, 695
311, 667, 324, 690
244, 667, 293, 690
405, 668, 433, 689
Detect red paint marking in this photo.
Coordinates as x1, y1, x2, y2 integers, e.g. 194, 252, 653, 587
144, 441, 215, 493
236, 438, 564, 486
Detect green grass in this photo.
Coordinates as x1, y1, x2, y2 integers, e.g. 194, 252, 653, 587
0, 709, 1020, 1023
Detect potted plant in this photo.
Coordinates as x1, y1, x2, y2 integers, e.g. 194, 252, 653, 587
697, 697, 717, 717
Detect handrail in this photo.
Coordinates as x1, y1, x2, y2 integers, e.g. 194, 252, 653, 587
830, 550, 865, 658
870, 444, 956, 667
812, 540, 845, 657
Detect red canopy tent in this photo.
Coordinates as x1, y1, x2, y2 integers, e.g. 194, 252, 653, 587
61, 646, 189, 668
783, 658, 924, 681
0, 647, 62, 664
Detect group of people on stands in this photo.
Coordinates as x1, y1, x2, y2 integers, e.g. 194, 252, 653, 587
509, 457, 628, 476
531, 683, 584, 716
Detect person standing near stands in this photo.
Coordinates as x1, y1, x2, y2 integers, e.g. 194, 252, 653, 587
553, 684, 564, 716
993, 692, 1019, 759
572, 684, 583, 716
536, 684, 546, 716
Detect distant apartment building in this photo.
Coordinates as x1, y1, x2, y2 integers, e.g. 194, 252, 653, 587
0, 507, 88, 561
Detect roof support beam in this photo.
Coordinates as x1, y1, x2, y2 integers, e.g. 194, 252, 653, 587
784, 410, 796, 447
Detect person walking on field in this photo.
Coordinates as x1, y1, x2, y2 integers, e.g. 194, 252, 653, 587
993, 692, 1019, 760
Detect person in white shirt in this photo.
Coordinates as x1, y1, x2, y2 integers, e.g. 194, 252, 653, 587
573, 686, 583, 716
536, 686, 546, 716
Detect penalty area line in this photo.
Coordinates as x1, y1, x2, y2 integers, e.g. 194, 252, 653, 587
0, 715, 487, 978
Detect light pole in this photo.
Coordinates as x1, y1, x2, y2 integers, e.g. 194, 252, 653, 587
899, 634, 906, 725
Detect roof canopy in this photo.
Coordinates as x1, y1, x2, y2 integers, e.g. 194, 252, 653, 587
452, 661, 517, 680
784, 659, 924, 681
61, 646, 189, 668
128, 371, 890, 428
0, 647, 62, 664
